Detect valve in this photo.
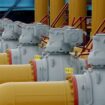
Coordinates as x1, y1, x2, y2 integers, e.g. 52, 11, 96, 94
88, 34, 105, 66
19, 23, 49, 45
0, 20, 22, 52
0, 26, 84, 82
0, 28, 104, 105
34, 27, 84, 81
68, 34, 105, 105
2, 23, 50, 64
45, 26, 83, 53
0, 18, 12, 39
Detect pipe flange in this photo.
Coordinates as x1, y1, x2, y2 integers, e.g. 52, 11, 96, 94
6, 49, 12, 64
30, 60, 37, 81
68, 75, 78, 105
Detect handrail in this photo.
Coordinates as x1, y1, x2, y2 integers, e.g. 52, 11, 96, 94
61, 21, 68, 27
40, 14, 49, 24
102, 26, 105, 32
72, 17, 81, 26
51, 3, 68, 27
78, 18, 105, 57
95, 19, 105, 34
71, 16, 91, 29
76, 17, 87, 28
71, 17, 76, 26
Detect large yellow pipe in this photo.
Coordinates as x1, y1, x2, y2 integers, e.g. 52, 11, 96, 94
0, 81, 75, 105
0, 50, 14, 65
35, 0, 49, 23
0, 60, 37, 83
69, 0, 87, 30
91, 0, 105, 35
50, 0, 65, 27
0, 53, 9, 64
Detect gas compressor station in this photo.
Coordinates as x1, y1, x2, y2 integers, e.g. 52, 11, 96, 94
0, 0, 104, 105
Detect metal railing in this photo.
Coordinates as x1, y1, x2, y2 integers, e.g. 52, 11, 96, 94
71, 16, 91, 29
51, 3, 69, 27
78, 18, 105, 57
40, 14, 49, 24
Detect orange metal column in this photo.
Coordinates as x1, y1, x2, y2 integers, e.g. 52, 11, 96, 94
35, 0, 49, 23
50, 0, 65, 27
91, 0, 105, 36
69, 0, 87, 30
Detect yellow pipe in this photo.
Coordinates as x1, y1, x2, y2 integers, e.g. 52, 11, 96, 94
0, 60, 37, 83
0, 53, 9, 64
91, 0, 97, 35
91, 0, 105, 36
35, 0, 49, 23
69, 0, 87, 30
0, 50, 13, 65
0, 80, 75, 105
50, 0, 65, 27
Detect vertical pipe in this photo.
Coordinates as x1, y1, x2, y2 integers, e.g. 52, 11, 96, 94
50, 0, 65, 27
35, 0, 49, 23
69, 0, 87, 30
91, 0, 97, 35
91, 0, 105, 36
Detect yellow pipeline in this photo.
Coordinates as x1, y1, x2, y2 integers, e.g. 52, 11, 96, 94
0, 80, 75, 105
0, 60, 37, 83
0, 53, 9, 64
50, 0, 65, 27
35, 0, 49, 23
69, 0, 87, 30
91, 0, 105, 36
0, 50, 13, 65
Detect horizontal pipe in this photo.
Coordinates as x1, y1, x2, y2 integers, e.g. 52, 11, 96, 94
0, 80, 76, 105
0, 62, 37, 83
0, 53, 9, 65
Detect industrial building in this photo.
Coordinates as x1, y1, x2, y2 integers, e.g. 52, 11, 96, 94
0, 0, 104, 105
